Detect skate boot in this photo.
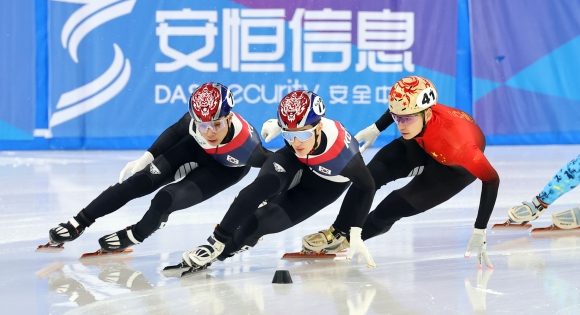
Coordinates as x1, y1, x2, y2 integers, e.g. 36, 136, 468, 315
302, 225, 350, 254
38, 212, 94, 252
48, 217, 87, 244
39, 217, 87, 251
283, 226, 349, 259
531, 207, 580, 236
164, 235, 224, 277
98, 225, 142, 253
493, 196, 547, 230
182, 235, 225, 267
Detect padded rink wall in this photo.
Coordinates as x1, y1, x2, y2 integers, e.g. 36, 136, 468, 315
1, 0, 579, 150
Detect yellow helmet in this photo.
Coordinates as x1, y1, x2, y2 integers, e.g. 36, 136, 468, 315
389, 76, 438, 115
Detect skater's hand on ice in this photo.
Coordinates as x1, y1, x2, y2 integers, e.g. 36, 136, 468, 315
119, 151, 154, 184
261, 119, 282, 143
348, 227, 376, 268
464, 228, 493, 269
354, 124, 380, 154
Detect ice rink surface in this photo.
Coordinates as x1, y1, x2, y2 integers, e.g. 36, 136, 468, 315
1, 146, 580, 315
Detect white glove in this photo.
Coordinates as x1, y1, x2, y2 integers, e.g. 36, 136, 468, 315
464, 228, 493, 269
354, 124, 380, 153
347, 227, 376, 268
260, 119, 282, 142
118, 151, 154, 184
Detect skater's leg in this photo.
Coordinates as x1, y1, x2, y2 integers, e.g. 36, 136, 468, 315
363, 160, 476, 240
220, 173, 349, 259
218, 203, 293, 260
508, 154, 580, 224
83, 155, 176, 221
182, 148, 344, 267
49, 154, 178, 244
132, 165, 249, 241
334, 138, 428, 233
216, 147, 304, 237
99, 164, 248, 252
361, 192, 415, 240
538, 154, 580, 205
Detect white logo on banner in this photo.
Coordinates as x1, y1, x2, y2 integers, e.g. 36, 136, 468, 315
153, 8, 413, 75
48, 0, 136, 130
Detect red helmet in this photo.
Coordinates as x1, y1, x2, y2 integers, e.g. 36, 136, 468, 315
277, 90, 326, 129
188, 82, 234, 122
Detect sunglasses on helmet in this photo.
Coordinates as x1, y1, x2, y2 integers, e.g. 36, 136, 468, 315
197, 118, 228, 134
390, 112, 423, 126
281, 124, 318, 143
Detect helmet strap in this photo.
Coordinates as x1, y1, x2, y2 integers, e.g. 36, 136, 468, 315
309, 120, 322, 154
219, 116, 235, 145
310, 131, 319, 155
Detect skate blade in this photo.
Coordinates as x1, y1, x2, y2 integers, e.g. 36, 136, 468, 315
282, 252, 337, 260
181, 264, 210, 277
492, 221, 532, 230
35, 261, 64, 278
80, 255, 133, 266
162, 261, 190, 271
80, 248, 133, 259
36, 242, 65, 253
531, 225, 580, 238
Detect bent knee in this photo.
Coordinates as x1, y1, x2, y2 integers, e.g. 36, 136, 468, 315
150, 190, 173, 214
124, 172, 156, 195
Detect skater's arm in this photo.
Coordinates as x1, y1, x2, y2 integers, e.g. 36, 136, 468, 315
460, 144, 500, 229
355, 111, 393, 153
374, 110, 395, 132
218, 149, 295, 233
246, 144, 274, 168
336, 153, 376, 228
147, 112, 191, 157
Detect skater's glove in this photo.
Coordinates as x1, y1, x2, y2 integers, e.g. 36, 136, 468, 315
354, 124, 380, 154
260, 119, 282, 143
347, 227, 376, 268
119, 151, 154, 184
464, 228, 493, 269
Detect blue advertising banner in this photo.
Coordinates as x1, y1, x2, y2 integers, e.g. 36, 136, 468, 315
0, 0, 36, 141
33, 0, 457, 149
470, 0, 580, 144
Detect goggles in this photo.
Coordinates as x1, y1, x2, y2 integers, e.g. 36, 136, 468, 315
197, 119, 228, 134
281, 124, 318, 143
390, 112, 423, 126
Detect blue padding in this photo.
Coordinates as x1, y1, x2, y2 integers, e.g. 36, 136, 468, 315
0, 119, 34, 140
